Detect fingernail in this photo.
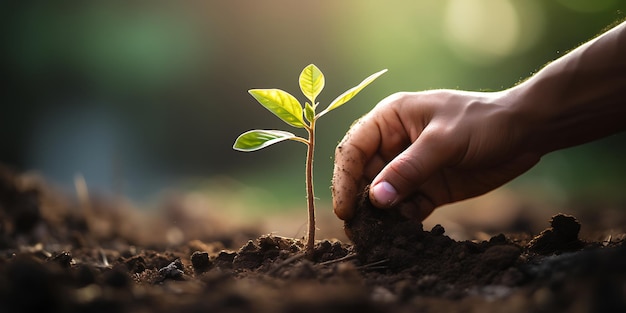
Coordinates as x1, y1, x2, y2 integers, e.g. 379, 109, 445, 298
371, 181, 397, 206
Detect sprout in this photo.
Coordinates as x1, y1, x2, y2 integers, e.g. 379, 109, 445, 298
234, 64, 387, 256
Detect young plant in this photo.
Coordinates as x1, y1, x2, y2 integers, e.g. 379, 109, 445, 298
233, 64, 387, 255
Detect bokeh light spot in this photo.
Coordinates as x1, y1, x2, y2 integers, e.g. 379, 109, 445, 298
444, 0, 520, 64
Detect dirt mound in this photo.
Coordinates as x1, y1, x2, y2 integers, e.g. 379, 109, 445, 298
344, 187, 522, 290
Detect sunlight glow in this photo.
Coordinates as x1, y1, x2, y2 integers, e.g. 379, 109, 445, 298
443, 0, 528, 65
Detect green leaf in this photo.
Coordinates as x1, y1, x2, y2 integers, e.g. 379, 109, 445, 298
249, 89, 305, 128
318, 69, 387, 118
299, 64, 325, 104
304, 102, 315, 123
233, 130, 298, 152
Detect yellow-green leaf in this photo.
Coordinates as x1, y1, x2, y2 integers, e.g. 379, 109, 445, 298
299, 64, 325, 104
304, 102, 315, 123
233, 130, 298, 152
249, 89, 305, 128
318, 69, 387, 118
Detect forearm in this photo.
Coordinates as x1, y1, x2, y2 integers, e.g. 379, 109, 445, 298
506, 21, 626, 155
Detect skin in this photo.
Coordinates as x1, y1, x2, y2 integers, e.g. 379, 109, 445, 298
332, 21, 626, 222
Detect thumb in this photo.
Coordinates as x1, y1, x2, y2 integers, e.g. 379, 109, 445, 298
369, 131, 455, 208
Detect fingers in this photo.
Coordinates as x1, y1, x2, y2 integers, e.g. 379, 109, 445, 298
332, 118, 382, 220
331, 144, 361, 221
333, 92, 435, 219
397, 152, 541, 221
369, 127, 459, 208
333, 89, 541, 224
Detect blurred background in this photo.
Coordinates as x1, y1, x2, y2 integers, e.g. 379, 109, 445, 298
2, 0, 625, 239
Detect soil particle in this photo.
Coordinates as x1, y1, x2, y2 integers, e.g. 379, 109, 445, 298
232, 237, 283, 270
232, 240, 263, 269
431, 224, 446, 236
214, 250, 237, 269
50, 251, 73, 268
123, 255, 147, 273
190, 251, 211, 273
528, 214, 584, 254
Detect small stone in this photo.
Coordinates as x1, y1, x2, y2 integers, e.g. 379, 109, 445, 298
158, 259, 184, 281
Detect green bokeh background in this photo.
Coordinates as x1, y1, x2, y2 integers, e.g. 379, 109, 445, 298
2, 0, 625, 213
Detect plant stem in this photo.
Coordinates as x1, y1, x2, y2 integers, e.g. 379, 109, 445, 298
305, 119, 316, 256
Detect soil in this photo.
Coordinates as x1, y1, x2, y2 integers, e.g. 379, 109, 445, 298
1, 166, 625, 313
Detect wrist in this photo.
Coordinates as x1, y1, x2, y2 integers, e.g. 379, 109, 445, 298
501, 22, 626, 155
495, 84, 553, 156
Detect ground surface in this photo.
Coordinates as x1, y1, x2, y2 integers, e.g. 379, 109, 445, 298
1, 166, 625, 313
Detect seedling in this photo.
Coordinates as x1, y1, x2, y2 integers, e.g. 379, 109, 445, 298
233, 64, 387, 255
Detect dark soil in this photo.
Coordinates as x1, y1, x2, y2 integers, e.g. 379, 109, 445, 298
1, 166, 625, 313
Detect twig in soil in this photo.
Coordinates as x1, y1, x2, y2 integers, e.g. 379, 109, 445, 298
318, 253, 357, 266
100, 249, 110, 268
357, 258, 389, 271
20, 243, 52, 258
74, 174, 92, 216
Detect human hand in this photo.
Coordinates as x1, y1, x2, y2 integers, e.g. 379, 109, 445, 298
332, 90, 542, 221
